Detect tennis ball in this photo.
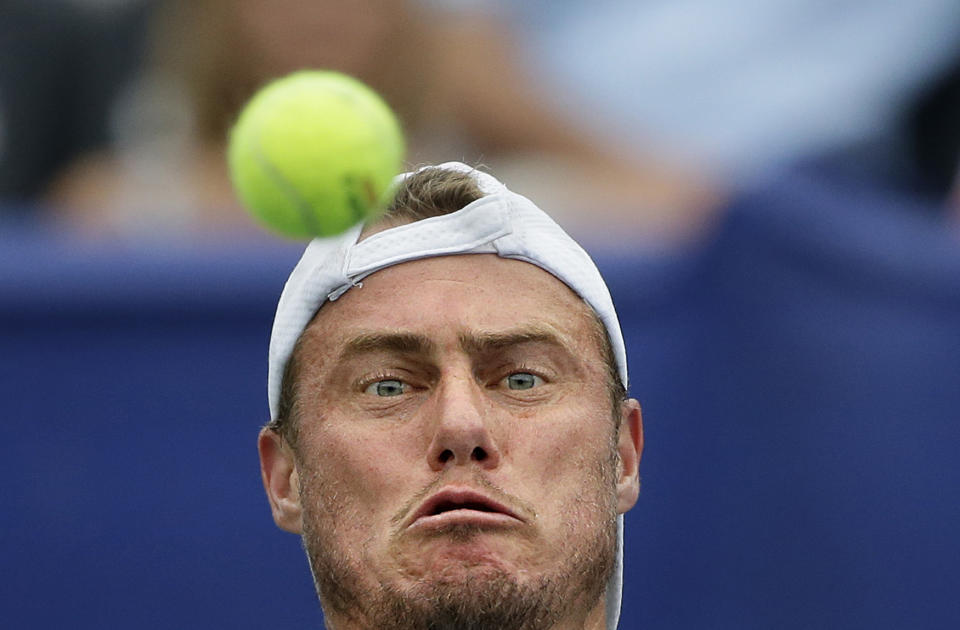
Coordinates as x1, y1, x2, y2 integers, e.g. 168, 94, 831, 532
228, 70, 405, 238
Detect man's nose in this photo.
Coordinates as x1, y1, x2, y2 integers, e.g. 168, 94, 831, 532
425, 373, 502, 472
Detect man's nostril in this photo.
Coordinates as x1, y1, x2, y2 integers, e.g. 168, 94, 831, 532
439, 449, 454, 463
471, 446, 488, 461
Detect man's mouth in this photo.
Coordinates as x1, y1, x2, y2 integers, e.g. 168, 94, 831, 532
407, 487, 525, 531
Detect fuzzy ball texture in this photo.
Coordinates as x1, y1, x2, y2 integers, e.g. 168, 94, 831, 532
228, 70, 405, 238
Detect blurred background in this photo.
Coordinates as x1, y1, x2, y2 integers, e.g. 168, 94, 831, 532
2, 0, 960, 628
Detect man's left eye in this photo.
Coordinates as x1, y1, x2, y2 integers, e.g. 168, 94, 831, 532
504, 372, 543, 390
364, 379, 407, 397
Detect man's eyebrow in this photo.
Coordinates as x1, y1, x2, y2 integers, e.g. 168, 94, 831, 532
339, 332, 436, 360
458, 326, 571, 355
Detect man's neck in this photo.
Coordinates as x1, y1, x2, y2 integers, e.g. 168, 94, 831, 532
322, 599, 608, 630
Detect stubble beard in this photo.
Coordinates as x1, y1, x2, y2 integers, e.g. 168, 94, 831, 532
298, 452, 620, 630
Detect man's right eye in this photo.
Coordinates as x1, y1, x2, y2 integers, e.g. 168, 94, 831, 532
364, 379, 407, 397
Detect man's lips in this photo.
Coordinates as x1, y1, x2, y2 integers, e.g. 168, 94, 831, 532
406, 487, 525, 531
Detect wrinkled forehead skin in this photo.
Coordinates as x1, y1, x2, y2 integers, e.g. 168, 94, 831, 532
298, 251, 608, 383
266, 162, 628, 629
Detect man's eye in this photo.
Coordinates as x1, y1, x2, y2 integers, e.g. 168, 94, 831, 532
364, 379, 406, 397
504, 372, 543, 390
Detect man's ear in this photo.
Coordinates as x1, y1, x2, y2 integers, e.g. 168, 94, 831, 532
258, 427, 303, 534
615, 398, 643, 514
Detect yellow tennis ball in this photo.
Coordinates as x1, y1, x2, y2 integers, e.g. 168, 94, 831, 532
228, 70, 405, 238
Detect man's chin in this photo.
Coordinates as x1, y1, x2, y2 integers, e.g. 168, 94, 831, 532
403, 552, 526, 590
376, 563, 561, 630
406, 560, 520, 592
393, 526, 535, 580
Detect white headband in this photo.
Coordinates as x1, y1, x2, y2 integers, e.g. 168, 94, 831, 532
267, 161, 628, 629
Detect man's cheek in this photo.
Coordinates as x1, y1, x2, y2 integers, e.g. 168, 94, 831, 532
318, 441, 417, 517
527, 420, 606, 479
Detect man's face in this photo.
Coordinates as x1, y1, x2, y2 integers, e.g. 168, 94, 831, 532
259, 254, 642, 629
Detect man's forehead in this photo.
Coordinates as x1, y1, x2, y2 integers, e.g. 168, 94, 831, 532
332, 323, 579, 359
299, 254, 600, 354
